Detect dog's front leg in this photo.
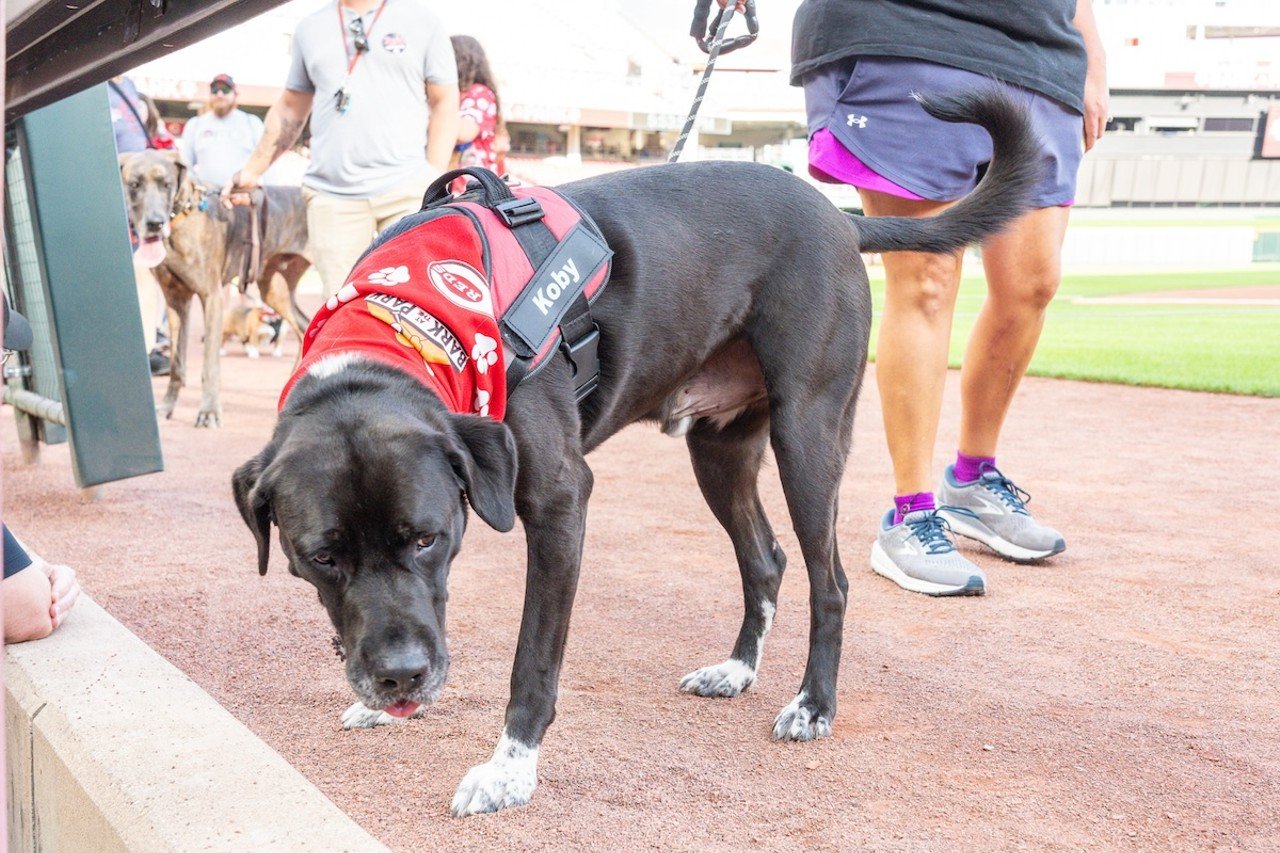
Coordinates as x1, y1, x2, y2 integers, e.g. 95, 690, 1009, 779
194, 284, 223, 427
452, 454, 592, 817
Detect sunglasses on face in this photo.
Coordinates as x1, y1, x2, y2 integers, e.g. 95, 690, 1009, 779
349, 17, 369, 53
211, 84, 234, 95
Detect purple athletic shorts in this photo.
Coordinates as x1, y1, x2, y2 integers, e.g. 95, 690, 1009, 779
803, 56, 1083, 207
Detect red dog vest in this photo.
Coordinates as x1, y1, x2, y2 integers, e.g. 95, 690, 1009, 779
281, 171, 612, 420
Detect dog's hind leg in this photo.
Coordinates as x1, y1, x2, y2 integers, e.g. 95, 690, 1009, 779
679, 406, 786, 698
158, 284, 191, 420
259, 255, 310, 364
766, 395, 856, 742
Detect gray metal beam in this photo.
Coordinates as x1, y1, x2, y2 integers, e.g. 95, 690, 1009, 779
15, 84, 163, 486
6, 0, 289, 120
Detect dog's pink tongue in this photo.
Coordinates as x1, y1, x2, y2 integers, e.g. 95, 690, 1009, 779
135, 237, 166, 268
384, 700, 420, 718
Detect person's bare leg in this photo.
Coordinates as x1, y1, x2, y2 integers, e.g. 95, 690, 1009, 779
859, 189, 962, 495
959, 206, 1071, 457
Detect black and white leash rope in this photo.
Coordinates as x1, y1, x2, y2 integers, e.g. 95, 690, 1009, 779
668, 0, 759, 164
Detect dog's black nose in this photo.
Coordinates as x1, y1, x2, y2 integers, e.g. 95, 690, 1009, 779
144, 214, 165, 232
372, 654, 429, 692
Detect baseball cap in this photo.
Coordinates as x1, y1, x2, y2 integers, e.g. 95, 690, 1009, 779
210, 73, 236, 92
3, 298, 34, 352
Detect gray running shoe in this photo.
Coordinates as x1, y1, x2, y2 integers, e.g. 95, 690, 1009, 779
937, 464, 1066, 562
870, 509, 987, 597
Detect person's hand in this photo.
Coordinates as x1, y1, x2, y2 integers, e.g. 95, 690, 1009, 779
221, 168, 262, 208
1082, 71, 1109, 152
43, 562, 80, 629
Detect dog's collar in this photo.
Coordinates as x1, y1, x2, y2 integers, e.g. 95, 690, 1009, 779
168, 180, 215, 227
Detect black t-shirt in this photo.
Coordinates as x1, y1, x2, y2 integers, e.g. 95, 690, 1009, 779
791, 0, 1087, 112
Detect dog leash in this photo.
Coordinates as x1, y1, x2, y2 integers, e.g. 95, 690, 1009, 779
668, 0, 759, 164
237, 189, 269, 293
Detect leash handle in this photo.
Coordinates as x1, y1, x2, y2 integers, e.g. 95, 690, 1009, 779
670, 1, 758, 163
692, 0, 758, 55
422, 167, 545, 228
422, 166, 514, 208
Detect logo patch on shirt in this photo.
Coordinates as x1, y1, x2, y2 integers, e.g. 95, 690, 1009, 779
365, 293, 468, 372
382, 33, 407, 53
428, 260, 493, 315
847, 113, 868, 129
369, 265, 410, 286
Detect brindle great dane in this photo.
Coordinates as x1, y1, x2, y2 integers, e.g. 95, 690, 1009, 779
119, 149, 311, 426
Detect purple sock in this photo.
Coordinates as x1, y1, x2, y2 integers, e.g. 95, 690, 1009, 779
954, 452, 996, 484
893, 491, 935, 525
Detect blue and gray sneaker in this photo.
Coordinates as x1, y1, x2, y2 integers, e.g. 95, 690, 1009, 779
937, 464, 1066, 563
870, 509, 987, 597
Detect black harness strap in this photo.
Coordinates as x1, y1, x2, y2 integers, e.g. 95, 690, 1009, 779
558, 294, 600, 402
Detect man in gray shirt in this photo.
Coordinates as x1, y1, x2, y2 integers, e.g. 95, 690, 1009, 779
182, 74, 265, 187
223, 0, 459, 298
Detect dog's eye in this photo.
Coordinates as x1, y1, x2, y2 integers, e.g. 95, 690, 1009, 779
415, 535, 437, 552
312, 551, 335, 567
129, 180, 141, 190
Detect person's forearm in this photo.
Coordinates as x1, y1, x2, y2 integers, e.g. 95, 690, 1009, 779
1075, 0, 1109, 150
426, 88, 461, 172
1075, 0, 1106, 79
242, 92, 312, 178
457, 116, 480, 145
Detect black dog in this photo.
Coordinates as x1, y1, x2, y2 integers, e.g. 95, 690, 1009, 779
233, 90, 1039, 815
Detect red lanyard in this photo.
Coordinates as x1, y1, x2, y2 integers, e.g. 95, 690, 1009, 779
338, 0, 389, 75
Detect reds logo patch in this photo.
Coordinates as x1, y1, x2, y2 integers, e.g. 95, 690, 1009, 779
428, 260, 493, 316
382, 33, 407, 53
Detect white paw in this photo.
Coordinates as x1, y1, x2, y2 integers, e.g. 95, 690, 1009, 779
680, 658, 756, 697
451, 733, 538, 816
771, 691, 832, 741
271, 345, 284, 358
341, 701, 422, 729
246, 345, 260, 359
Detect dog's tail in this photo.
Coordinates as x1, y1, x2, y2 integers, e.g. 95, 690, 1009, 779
851, 88, 1042, 255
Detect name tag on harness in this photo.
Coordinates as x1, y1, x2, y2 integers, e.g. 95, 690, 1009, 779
503, 222, 610, 355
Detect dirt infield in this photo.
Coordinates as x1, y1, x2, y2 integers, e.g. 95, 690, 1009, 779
4, 326, 1279, 849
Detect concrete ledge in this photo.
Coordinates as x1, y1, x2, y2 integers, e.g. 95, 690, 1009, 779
5, 596, 386, 851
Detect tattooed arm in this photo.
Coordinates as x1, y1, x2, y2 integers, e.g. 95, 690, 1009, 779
222, 88, 313, 203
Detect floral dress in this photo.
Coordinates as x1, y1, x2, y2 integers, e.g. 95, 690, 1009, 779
456, 83, 499, 173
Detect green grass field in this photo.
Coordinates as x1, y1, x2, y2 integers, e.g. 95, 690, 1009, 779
866, 267, 1280, 397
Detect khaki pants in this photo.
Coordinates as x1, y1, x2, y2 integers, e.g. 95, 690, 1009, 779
302, 182, 428, 299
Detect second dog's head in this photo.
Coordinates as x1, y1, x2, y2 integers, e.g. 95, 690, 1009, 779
232, 361, 517, 717
119, 149, 189, 268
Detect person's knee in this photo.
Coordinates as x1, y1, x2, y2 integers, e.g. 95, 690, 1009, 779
889, 253, 962, 323
993, 267, 1061, 315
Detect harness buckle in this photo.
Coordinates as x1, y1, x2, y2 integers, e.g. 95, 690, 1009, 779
495, 197, 544, 228
561, 324, 600, 403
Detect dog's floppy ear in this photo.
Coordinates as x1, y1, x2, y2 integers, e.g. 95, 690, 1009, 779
447, 415, 518, 532
232, 447, 276, 575
162, 149, 190, 195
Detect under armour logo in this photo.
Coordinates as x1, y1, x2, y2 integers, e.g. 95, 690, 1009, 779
847, 114, 868, 129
